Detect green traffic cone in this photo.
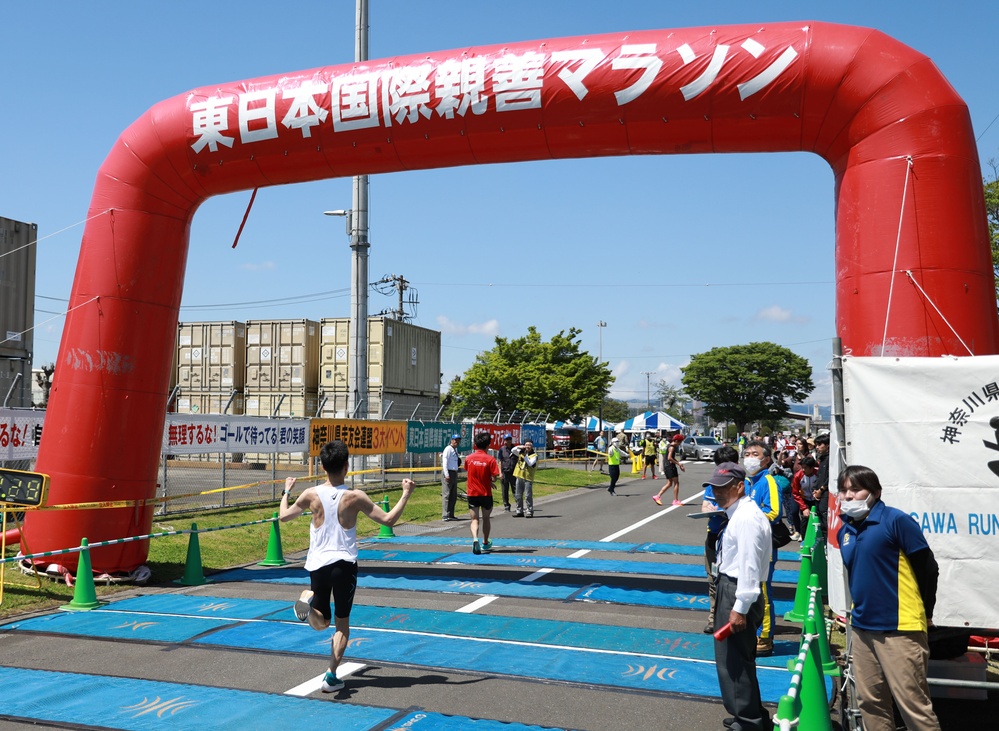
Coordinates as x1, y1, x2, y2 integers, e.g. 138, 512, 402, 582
799, 614, 835, 731
807, 574, 841, 676
773, 692, 801, 731
60, 538, 104, 611
802, 509, 820, 551
258, 512, 288, 566
811, 534, 828, 599
175, 523, 210, 586
784, 541, 816, 623
378, 495, 395, 538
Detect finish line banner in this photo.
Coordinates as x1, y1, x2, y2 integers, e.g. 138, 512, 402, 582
841, 355, 999, 629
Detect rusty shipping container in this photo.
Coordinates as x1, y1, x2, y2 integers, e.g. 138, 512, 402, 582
0, 217, 37, 408
319, 317, 441, 397
177, 321, 246, 393
246, 319, 319, 392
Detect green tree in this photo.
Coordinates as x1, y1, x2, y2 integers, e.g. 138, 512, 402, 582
655, 381, 686, 414
600, 397, 630, 424
985, 159, 999, 299
681, 342, 814, 434
446, 326, 612, 421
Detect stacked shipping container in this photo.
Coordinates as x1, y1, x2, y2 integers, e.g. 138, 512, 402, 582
244, 319, 320, 418
175, 321, 247, 416
318, 317, 441, 420
170, 317, 441, 423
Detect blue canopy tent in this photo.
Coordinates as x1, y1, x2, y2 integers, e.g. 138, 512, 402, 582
615, 411, 687, 433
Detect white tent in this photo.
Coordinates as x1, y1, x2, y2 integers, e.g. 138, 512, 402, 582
615, 411, 687, 433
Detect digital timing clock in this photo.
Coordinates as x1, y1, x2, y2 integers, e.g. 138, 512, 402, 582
0, 469, 49, 508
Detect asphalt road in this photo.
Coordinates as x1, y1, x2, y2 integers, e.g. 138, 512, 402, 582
2, 461, 793, 730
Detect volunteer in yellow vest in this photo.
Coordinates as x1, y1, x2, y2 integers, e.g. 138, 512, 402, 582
511, 441, 538, 518
640, 432, 658, 480
607, 437, 625, 495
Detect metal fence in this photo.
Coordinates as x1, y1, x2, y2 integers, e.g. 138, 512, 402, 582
155, 450, 444, 516
1, 405, 564, 518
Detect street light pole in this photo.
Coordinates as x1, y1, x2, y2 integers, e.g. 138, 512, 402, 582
350, 0, 370, 430
597, 320, 607, 445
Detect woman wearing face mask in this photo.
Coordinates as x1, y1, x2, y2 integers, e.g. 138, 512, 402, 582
837, 465, 941, 731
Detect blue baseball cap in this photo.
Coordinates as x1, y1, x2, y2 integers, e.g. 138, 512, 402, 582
451, 434, 461, 440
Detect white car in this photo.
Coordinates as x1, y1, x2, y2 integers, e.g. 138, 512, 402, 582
680, 435, 724, 461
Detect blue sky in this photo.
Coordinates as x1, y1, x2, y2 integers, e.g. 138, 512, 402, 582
3, 1, 997, 409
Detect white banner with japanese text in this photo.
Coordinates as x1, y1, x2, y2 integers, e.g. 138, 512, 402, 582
840, 355, 999, 628
163, 414, 309, 456
0, 408, 45, 462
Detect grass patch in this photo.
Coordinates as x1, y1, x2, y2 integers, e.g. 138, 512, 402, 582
1, 467, 603, 619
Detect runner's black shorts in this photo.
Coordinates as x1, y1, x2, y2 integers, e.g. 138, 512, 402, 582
467, 494, 494, 511
644, 455, 656, 466
309, 559, 358, 621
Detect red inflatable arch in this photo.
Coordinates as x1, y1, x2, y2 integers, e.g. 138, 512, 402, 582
27, 21, 999, 572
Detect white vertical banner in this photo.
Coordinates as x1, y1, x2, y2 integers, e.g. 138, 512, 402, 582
840, 355, 999, 629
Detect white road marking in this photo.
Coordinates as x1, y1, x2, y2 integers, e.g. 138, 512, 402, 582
601, 490, 707, 543
284, 662, 366, 696
455, 595, 499, 613
521, 567, 555, 582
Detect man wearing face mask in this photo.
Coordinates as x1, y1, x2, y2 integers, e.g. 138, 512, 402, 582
837, 464, 941, 731
742, 440, 783, 656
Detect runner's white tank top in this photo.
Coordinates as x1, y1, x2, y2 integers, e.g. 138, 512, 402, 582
304, 484, 358, 571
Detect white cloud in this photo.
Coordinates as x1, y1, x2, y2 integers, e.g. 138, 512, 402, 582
655, 362, 685, 385
436, 315, 500, 337
240, 261, 276, 271
754, 305, 809, 325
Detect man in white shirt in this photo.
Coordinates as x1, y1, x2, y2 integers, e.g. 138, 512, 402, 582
441, 433, 461, 521
280, 440, 415, 693
706, 462, 773, 731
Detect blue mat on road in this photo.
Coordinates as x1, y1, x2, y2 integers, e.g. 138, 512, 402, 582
0, 665, 394, 730
199, 618, 800, 703
0, 666, 570, 731
357, 549, 799, 584
0, 608, 234, 643
367, 535, 801, 562
215, 567, 795, 616
1, 595, 799, 672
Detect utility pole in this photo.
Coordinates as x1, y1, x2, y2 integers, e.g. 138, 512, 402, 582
371, 274, 418, 321
641, 370, 655, 413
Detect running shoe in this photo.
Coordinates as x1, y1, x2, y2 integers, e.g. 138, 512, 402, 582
652, 495, 662, 505
672, 500, 683, 506
294, 590, 314, 622
472, 540, 481, 555
482, 540, 493, 551
321, 671, 344, 693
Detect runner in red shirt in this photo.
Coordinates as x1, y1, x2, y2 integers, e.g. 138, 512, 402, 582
463, 431, 500, 555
